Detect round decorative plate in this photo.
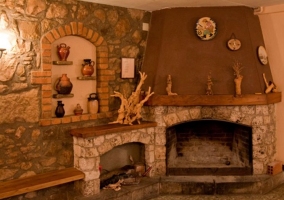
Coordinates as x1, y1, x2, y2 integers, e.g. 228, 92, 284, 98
196, 17, 217, 40
258, 46, 268, 65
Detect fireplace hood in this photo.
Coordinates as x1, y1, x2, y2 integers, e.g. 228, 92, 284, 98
141, 6, 275, 98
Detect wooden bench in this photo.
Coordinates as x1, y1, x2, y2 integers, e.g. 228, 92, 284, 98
0, 167, 85, 199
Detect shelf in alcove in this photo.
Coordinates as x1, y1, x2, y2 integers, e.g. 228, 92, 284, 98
52, 93, 74, 98
52, 61, 73, 65
77, 76, 96, 80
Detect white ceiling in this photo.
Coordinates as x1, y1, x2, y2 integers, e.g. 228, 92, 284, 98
80, 0, 284, 11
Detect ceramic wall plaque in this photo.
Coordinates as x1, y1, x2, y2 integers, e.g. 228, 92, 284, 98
196, 17, 217, 40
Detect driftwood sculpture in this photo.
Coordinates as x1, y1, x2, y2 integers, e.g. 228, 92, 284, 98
109, 71, 154, 125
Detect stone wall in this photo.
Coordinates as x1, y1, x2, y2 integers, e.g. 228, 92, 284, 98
0, 0, 150, 199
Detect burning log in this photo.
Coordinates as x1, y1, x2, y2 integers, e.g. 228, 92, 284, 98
103, 179, 124, 191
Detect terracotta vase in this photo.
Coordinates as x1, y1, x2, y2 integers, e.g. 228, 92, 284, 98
55, 101, 65, 118
81, 59, 95, 76
55, 74, 73, 94
234, 76, 243, 97
57, 43, 70, 61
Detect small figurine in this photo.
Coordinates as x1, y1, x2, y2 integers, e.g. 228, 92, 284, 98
166, 75, 178, 95
263, 73, 277, 93
206, 72, 213, 95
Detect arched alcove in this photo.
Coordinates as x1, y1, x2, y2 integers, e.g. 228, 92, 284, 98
31, 22, 112, 126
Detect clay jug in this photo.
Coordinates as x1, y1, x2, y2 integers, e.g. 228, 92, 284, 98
81, 59, 95, 76
55, 74, 73, 94
55, 101, 65, 118
57, 43, 70, 61
87, 93, 99, 114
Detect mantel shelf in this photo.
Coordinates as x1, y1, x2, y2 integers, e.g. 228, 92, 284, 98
70, 121, 157, 138
145, 92, 281, 106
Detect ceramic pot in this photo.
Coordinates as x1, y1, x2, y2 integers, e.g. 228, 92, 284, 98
81, 59, 95, 76
74, 104, 83, 115
55, 74, 73, 94
55, 101, 65, 118
57, 43, 70, 61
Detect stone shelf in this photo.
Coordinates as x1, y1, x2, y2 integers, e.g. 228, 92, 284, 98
76, 76, 96, 80
70, 121, 157, 138
145, 92, 281, 106
52, 61, 73, 65
52, 93, 74, 98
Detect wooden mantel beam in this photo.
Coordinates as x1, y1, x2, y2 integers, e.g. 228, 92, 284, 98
145, 92, 281, 106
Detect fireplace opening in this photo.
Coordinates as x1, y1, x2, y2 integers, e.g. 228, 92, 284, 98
99, 142, 146, 188
166, 119, 253, 176
100, 142, 145, 172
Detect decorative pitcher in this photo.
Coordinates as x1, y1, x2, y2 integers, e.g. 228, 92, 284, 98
55, 74, 73, 94
57, 43, 70, 61
81, 59, 95, 76
55, 101, 65, 118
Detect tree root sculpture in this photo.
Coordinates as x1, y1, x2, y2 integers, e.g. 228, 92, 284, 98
109, 71, 154, 125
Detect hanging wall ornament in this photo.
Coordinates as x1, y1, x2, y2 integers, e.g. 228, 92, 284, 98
227, 33, 241, 51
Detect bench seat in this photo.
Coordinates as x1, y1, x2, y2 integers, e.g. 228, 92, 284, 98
0, 167, 84, 199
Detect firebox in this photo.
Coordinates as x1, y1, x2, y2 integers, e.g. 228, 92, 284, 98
166, 119, 253, 176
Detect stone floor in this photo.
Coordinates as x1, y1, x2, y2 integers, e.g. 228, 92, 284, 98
149, 183, 284, 200
74, 173, 284, 200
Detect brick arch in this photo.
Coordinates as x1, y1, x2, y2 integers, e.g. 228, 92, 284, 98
32, 22, 114, 126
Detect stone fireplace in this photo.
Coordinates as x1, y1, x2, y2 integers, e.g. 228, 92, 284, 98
143, 104, 276, 176
71, 100, 277, 196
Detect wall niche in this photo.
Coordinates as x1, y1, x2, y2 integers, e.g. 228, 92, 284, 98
52, 36, 97, 117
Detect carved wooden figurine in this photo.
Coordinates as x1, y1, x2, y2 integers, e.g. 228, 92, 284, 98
109, 71, 154, 125
263, 73, 277, 93
166, 75, 177, 95
206, 72, 213, 95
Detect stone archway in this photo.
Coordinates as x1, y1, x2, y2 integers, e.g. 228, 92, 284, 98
31, 22, 114, 126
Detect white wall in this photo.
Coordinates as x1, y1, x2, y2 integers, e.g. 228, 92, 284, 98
258, 4, 284, 162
